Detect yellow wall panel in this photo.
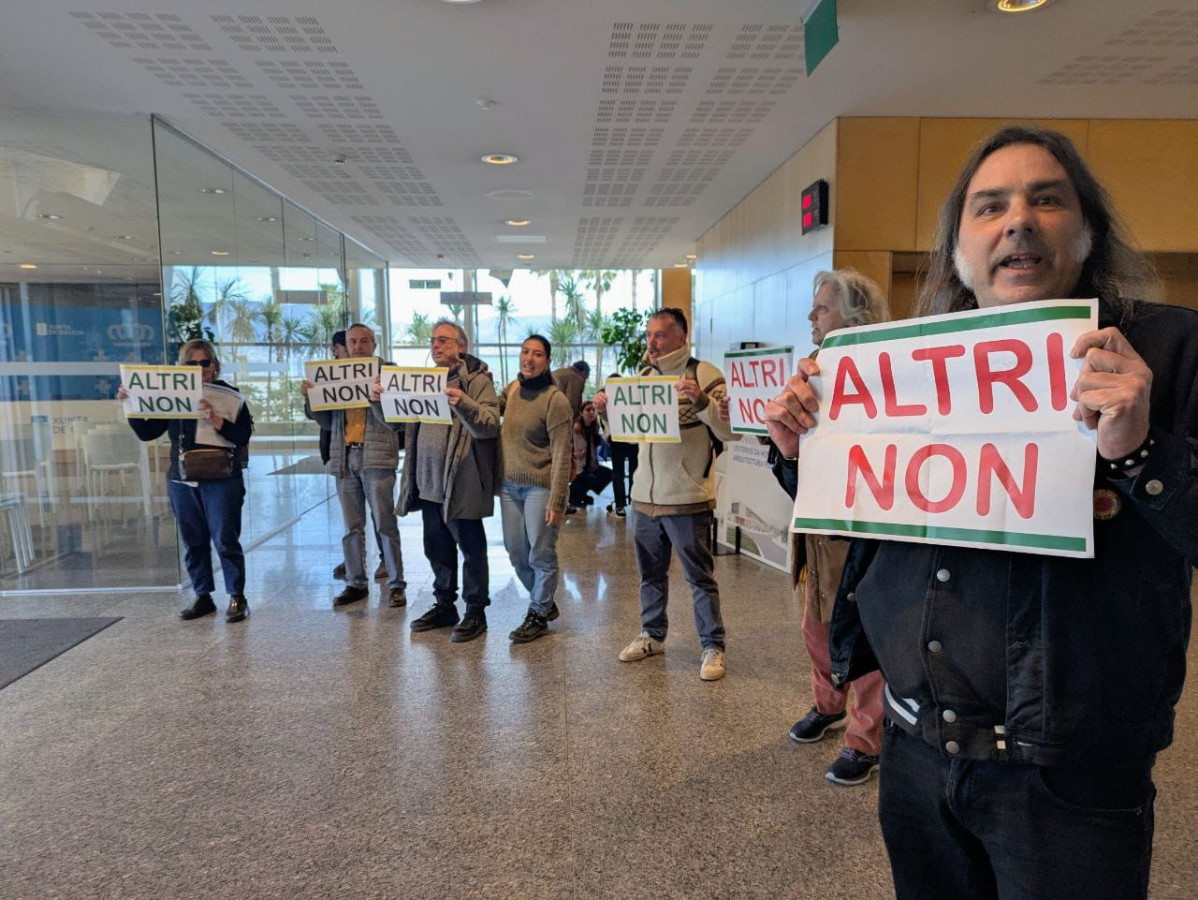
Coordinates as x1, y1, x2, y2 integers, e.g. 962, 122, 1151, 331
1087, 121, 1198, 253
835, 119, 920, 252
832, 251, 893, 305
914, 118, 1091, 250
660, 268, 692, 327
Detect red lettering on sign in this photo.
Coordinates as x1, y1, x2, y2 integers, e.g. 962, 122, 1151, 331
879, 352, 928, 418
911, 345, 966, 415
829, 357, 877, 420
846, 444, 896, 510
977, 442, 1038, 519
905, 444, 967, 513
974, 339, 1036, 414
1046, 333, 1068, 412
737, 397, 767, 426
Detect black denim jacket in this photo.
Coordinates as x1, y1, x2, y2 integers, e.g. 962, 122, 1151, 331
786, 299, 1198, 766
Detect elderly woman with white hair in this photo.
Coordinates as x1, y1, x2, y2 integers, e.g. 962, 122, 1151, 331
720, 267, 890, 784
790, 268, 891, 784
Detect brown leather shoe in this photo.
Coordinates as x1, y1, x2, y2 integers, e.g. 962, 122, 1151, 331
388, 587, 407, 607
333, 585, 370, 607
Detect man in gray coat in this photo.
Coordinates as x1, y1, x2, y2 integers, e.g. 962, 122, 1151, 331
392, 320, 500, 642
303, 323, 406, 608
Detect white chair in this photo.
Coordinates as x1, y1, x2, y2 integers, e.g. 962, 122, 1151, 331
0, 492, 34, 574
82, 430, 145, 524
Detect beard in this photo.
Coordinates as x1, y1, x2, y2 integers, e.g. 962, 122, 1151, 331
954, 224, 1093, 292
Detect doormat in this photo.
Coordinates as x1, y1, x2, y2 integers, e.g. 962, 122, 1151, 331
0, 617, 122, 690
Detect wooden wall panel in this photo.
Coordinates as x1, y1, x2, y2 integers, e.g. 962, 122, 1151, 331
1087, 121, 1198, 253
835, 118, 920, 252
832, 251, 893, 306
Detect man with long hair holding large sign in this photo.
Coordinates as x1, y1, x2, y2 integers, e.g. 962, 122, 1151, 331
766, 127, 1197, 899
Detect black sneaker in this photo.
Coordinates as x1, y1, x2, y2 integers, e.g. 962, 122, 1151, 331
826, 748, 880, 786
388, 587, 407, 608
180, 594, 216, 620
225, 594, 249, 623
546, 601, 560, 622
410, 604, 459, 633
788, 706, 848, 743
509, 611, 549, 643
451, 611, 487, 643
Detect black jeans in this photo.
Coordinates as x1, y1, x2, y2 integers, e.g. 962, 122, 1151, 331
418, 499, 489, 612
878, 724, 1156, 900
609, 442, 638, 509
569, 466, 613, 506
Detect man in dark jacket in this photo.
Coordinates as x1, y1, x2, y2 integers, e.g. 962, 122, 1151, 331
303, 323, 406, 608
390, 320, 500, 642
766, 126, 1197, 900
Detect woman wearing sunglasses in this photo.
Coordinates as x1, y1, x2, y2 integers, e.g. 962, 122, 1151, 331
118, 339, 254, 622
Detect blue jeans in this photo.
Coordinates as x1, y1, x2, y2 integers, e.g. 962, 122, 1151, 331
499, 482, 560, 616
632, 509, 724, 650
168, 474, 246, 595
879, 724, 1156, 899
418, 499, 489, 612
336, 446, 404, 590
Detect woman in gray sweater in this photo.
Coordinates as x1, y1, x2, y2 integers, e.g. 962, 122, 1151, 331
499, 335, 574, 643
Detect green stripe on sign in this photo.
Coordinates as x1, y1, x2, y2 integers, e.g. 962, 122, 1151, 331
725, 346, 792, 359
820, 306, 1093, 349
791, 518, 1086, 552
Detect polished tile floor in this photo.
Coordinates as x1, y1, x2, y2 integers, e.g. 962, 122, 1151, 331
1, 492, 1195, 899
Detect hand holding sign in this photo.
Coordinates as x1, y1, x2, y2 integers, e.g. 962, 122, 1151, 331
764, 358, 821, 458
724, 346, 793, 434
379, 367, 452, 424
1069, 327, 1152, 460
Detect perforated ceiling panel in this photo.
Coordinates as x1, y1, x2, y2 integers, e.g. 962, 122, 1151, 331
210, 15, 338, 54
1038, 8, 1198, 84
617, 216, 679, 263
573, 217, 622, 265
133, 57, 253, 89
69, 11, 212, 51
184, 93, 286, 119
727, 24, 804, 61
608, 23, 712, 60
350, 215, 429, 260
257, 59, 365, 91
409, 217, 481, 264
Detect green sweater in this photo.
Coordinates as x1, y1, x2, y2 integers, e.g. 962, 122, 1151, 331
500, 379, 574, 514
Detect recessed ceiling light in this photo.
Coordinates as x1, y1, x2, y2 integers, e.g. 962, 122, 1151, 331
685, 254, 697, 260
257, 216, 279, 223
505, 219, 530, 227
170, 250, 182, 256
440, 0, 485, 5
20, 263, 37, 269
674, 263, 690, 268
991, 0, 1051, 12
211, 250, 231, 256
298, 236, 314, 242
481, 153, 519, 165
517, 254, 535, 260
37, 213, 62, 220
118, 234, 134, 241
201, 187, 227, 194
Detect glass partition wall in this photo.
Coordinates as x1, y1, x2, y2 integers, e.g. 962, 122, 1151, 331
0, 114, 387, 592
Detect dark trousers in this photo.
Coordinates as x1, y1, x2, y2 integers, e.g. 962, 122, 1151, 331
569, 466, 613, 506
610, 442, 638, 509
418, 499, 489, 612
632, 509, 724, 649
168, 474, 246, 595
879, 724, 1156, 900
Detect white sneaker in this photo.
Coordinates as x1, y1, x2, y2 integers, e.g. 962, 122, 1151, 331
699, 648, 726, 681
618, 631, 664, 662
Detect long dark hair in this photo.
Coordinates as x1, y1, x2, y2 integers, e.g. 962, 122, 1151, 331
916, 126, 1157, 321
